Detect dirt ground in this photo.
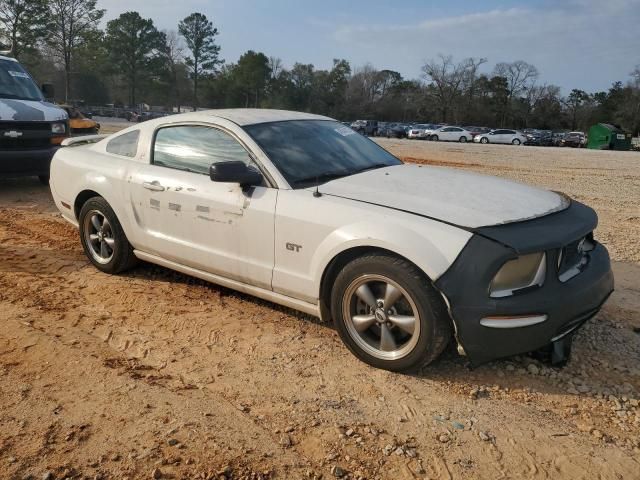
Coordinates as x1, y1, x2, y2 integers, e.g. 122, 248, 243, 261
0, 136, 639, 480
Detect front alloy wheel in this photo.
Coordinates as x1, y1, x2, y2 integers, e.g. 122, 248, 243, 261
331, 254, 451, 371
480, 137, 489, 144
343, 275, 420, 360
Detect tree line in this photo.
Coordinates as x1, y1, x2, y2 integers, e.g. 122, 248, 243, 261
1, 0, 639, 133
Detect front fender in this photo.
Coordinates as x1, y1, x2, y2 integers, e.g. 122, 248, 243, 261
309, 220, 471, 297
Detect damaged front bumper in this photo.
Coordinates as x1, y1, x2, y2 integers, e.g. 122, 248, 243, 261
435, 200, 614, 366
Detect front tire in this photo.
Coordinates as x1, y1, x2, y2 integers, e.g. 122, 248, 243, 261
79, 197, 137, 274
512, 138, 521, 145
459, 136, 467, 143
431, 135, 439, 141
331, 254, 451, 372
480, 137, 489, 144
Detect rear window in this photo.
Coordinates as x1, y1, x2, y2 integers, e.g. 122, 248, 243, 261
106, 130, 140, 158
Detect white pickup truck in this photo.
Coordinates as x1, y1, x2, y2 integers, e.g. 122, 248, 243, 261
49, 109, 613, 372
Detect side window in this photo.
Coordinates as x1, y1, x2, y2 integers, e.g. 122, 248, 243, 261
152, 125, 253, 175
106, 130, 140, 157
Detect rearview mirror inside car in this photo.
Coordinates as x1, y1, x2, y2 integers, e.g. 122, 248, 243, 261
209, 161, 263, 188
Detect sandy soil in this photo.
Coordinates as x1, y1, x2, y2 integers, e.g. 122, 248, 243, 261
0, 139, 639, 479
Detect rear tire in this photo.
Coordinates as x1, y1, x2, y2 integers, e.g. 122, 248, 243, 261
79, 197, 138, 274
331, 253, 452, 372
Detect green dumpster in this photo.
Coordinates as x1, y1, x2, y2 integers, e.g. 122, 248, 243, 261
587, 123, 632, 150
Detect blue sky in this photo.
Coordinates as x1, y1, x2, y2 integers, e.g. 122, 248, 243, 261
99, 0, 640, 93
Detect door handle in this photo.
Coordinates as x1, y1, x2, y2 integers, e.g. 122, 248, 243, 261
143, 181, 165, 192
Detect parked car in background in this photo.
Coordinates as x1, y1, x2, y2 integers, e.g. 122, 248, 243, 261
60, 105, 100, 136
464, 126, 491, 138
374, 122, 388, 136
351, 120, 378, 136
552, 132, 566, 146
474, 129, 527, 145
387, 123, 410, 138
50, 108, 613, 372
562, 131, 587, 148
429, 126, 473, 143
525, 130, 554, 146
407, 124, 432, 139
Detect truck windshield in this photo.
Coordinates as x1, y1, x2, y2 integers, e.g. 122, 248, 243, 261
0, 59, 43, 101
245, 120, 402, 188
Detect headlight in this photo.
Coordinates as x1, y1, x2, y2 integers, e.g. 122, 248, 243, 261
51, 122, 66, 134
489, 252, 546, 298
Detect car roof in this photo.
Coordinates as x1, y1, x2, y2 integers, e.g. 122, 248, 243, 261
165, 108, 334, 127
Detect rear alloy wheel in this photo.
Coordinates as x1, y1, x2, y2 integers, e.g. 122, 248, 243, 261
79, 197, 137, 274
512, 138, 522, 145
459, 136, 467, 143
480, 137, 489, 144
331, 254, 451, 372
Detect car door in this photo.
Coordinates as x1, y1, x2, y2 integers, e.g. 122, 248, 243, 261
128, 124, 277, 290
447, 127, 463, 141
490, 129, 507, 143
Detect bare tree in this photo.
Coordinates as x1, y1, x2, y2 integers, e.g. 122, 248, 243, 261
493, 60, 539, 98
268, 56, 283, 80
47, 0, 104, 102
493, 60, 538, 125
161, 30, 184, 111
422, 55, 485, 122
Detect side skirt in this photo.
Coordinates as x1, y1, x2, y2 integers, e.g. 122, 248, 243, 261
133, 250, 321, 318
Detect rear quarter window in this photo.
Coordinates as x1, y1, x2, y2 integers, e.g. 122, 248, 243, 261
106, 130, 140, 158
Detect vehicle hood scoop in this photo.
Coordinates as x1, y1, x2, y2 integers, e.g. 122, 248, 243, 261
319, 164, 569, 229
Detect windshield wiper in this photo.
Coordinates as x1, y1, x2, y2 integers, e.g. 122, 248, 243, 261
348, 163, 392, 175
293, 170, 352, 187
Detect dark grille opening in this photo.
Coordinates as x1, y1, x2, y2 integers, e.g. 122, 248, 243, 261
0, 121, 51, 132
0, 138, 51, 149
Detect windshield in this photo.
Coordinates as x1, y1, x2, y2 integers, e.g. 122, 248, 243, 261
0, 59, 43, 101
245, 120, 402, 188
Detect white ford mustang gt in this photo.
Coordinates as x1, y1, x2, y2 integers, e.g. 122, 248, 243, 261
49, 109, 614, 372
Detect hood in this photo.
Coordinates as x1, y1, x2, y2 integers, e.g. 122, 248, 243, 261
0, 99, 68, 121
319, 164, 569, 229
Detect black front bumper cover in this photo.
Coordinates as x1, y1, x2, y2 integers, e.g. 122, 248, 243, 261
435, 200, 614, 366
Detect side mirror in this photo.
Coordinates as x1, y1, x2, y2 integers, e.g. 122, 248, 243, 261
209, 161, 263, 188
41, 83, 55, 100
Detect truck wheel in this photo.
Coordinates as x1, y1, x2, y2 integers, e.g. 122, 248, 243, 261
331, 253, 451, 372
79, 197, 138, 274
38, 175, 50, 185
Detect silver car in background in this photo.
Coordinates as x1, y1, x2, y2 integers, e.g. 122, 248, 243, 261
474, 129, 527, 145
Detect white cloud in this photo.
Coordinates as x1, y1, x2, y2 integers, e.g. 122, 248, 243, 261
331, 3, 640, 91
